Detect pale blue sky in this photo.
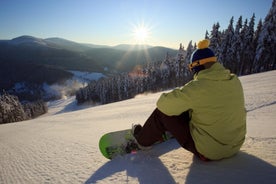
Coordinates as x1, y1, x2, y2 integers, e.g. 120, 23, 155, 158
0, 0, 272, 48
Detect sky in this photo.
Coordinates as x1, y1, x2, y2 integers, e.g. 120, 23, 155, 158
0, 0, 273, 49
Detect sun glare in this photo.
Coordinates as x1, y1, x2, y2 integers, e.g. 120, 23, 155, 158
134, 27, 148, 42
131, 23, 151, 44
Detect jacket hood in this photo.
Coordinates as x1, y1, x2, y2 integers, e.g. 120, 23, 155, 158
195, 62, 232, 81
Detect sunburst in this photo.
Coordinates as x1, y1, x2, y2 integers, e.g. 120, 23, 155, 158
131, 22, 151, 44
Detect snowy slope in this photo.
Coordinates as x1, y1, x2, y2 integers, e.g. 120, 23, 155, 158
0, 71, 276, 184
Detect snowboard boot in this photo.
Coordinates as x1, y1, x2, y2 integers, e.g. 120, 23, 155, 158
131, 124, 152, 150
132, 124, 142, 138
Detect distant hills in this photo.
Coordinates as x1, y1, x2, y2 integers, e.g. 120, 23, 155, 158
0, 35, 178, 101
0, 35, 178, 73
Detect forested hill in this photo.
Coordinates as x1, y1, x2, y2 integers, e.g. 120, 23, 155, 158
0, 36, 178, 73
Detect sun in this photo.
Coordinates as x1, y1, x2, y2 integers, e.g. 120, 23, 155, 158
133, 27, 148, 42
131, 23, 151, 44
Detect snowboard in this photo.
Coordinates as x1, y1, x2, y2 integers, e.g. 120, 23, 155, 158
99, 128, 173, 159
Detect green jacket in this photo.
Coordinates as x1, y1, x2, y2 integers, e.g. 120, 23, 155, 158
157, 62, 246, 160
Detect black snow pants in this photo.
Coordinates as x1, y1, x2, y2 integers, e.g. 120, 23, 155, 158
135, 108, 204, 159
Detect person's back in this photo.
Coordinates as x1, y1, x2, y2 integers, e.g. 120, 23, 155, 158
156, 39, 246, 160
187, 62, 246, 160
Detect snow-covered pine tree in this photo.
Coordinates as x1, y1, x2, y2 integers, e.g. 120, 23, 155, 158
230, 16, 243, 74
209, 22, 221, 56
252, 19, 263, 73
254, 0, 276, 73
0, 94, 26, 124
240, 14, 256, 75
175, 43, 185, 86
204, 30, 209, 39
220, 16, 234, 68
160, 52, 170, 88
238, 18, 248, 75
183, 41, 195, 74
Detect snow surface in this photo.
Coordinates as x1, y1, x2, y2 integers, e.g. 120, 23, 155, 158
42, 71, 105, 100
1, 70, 276, 184
69, 71, 105, 83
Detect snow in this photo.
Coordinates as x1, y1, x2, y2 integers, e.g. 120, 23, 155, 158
1, 70, 276, 184
69, 70, 105, 83
43, 71, 105, 99
42, 71, 105, 100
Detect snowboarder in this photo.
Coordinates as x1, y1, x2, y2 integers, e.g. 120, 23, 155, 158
132, 39, 246, 161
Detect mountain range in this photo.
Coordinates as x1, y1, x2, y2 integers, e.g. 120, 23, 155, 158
0, 35, 178, 72
0, 35, 178, 101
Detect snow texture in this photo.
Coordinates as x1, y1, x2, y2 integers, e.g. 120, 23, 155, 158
0, 70, 276, 184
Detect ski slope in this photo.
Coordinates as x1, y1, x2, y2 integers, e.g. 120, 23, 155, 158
1, 70, 276, 184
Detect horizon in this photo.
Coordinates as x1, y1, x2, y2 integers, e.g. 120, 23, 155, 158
0, 0, 272, 49
2, 34, 172, 49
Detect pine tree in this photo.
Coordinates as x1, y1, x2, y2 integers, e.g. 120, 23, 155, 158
220, 16, 234, 67
209, 22, 221, 55
238, 18, 248, 75
0, 94, 26, 123
205, 30, 209, 39
230, 16, 243, 74
176, 43, 185, 85
250, 19, 262, 73
241, 14, 256, 75
254, 0, 276, 72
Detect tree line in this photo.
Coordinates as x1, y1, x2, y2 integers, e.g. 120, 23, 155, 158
0, 93, 48, 124
76, 45, 190, 104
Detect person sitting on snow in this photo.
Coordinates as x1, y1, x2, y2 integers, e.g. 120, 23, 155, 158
132, 39, 246, 161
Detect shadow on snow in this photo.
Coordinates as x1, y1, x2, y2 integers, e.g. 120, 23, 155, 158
85, 139, 180, 184
85, 139, 276, 184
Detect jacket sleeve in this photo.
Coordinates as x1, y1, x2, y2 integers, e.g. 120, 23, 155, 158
156, 87, 192, 116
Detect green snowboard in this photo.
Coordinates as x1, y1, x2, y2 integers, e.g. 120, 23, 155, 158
99, 129, 173, 159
